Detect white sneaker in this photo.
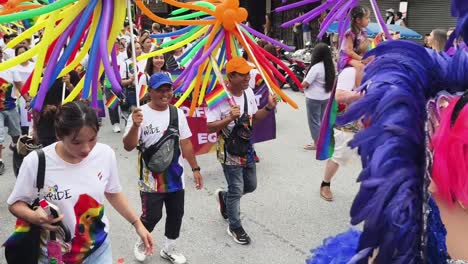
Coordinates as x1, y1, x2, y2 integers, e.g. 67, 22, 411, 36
112, 124, 121, 133
134, 238, 147, 262
160, 248, 187, 264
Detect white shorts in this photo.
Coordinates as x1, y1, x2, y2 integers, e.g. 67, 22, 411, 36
331, 129, 356, 166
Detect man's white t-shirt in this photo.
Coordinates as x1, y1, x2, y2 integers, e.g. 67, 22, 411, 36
337, 67, 356, 92
206, 88, 259, 130
13, 63, 35, 127
7, 143, 122, 262
304, 62, 330, 100
124, 104, 192, 193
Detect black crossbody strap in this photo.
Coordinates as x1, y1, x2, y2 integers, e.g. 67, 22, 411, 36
243, 91, 248, 115
168, 105, 179, 133
36, 149, 46, 193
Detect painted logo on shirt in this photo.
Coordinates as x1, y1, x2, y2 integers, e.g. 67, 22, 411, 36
45, 184, 72, 201
142, 124, 161, 136
63, 194, 107, 264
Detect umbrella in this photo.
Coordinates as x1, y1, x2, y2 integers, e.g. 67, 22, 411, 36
327, 22, 422, 39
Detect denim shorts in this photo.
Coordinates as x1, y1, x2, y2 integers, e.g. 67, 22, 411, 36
0, 108, 21, 144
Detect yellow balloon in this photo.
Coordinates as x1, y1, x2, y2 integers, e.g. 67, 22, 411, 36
7, 13, 60, 49
174, 80, 196, 108
137, 25, 210, 61
198, 62, 213, 106
0, 0, 88, 72
29, 10, 60, 97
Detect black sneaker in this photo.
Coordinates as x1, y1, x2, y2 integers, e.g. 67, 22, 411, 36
227, 226, 251, 245
0, 161, 5, 175
215, 189, 228, 220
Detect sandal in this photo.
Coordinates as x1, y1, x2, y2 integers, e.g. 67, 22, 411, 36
320, 182, 333, 202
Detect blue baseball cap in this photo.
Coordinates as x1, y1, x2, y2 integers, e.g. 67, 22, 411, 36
148, 73, 173, 90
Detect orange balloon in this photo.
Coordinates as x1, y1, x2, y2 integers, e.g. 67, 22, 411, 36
223, 9, 236, 31
237, 8, 248, 22
214, 4, 225, 20
225, 0, 239, 9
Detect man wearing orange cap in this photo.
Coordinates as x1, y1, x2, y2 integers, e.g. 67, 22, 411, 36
206, 57, 278, 245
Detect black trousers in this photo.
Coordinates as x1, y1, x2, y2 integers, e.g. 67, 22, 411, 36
104, 88, 120, 125
140, 190, 185, 239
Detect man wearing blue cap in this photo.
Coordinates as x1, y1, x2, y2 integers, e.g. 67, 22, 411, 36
123, 73, 203, 264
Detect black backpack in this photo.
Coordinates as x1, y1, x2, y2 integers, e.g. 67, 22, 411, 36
225, 92, 252, 157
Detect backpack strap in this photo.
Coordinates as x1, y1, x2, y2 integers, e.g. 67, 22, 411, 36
168, 105, 179, 133
243, 91, 248, 115
36, 149, 46, 193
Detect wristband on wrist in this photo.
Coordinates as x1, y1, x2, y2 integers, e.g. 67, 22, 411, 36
192, 166, 201, 172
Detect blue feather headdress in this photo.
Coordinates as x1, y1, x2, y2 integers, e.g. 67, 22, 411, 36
335, 41, 455, 262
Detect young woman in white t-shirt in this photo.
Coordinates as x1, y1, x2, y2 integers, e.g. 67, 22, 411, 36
301, 43, 336, 150
8, 101, 153, 263
139, 53, 171, 103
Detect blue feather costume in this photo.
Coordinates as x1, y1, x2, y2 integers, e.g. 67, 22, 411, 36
306, 0, 468, 261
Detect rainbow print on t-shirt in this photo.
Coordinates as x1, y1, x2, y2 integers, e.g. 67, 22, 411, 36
0, 77, 16, 111
63, 194, 107, 264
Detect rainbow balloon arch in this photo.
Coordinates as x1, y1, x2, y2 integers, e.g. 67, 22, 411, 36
0, 0, 392, 115
0, 0, 308, 115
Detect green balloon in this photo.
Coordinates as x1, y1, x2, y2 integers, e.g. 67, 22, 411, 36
160, 26, 202, 48
170, 1, 215, 16
0, 0, 79, 24
168, 11, 207, 21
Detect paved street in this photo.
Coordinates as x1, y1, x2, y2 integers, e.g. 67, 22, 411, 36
0, 90, 362, 264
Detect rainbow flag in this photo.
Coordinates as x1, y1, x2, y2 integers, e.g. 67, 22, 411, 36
205, 84, 229, 109
105, 93, 120, 109
3, 219, 31, 247
316, 83, 338, 160
369, 35, 382, 50
139, 85, 148, 100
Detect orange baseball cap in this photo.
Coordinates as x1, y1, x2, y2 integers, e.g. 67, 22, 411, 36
226, 57, 255, 74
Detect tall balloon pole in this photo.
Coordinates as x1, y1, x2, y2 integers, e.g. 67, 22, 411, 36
369, 0, 392, 40
126, 0, 141, 108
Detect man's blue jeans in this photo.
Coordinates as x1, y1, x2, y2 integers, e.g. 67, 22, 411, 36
221, 163, 257, 229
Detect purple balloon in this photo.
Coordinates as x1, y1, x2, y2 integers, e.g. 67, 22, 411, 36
280, 4, 329, 28
98, 0, 122, 94
274, 0, 321, 13
239, 24, 293, 51
111, 44, 122, 85
34, 16, 79, 111
317, 1, 354, 39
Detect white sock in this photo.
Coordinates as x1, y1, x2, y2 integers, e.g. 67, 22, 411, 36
163, 237, 176, 252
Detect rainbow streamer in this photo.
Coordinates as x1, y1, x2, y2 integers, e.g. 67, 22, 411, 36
316, 84, 338, 160
205, 84, 228, 109
105, 93, 119, 109
139, 84, 148, 100
2, 219, 31, 247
